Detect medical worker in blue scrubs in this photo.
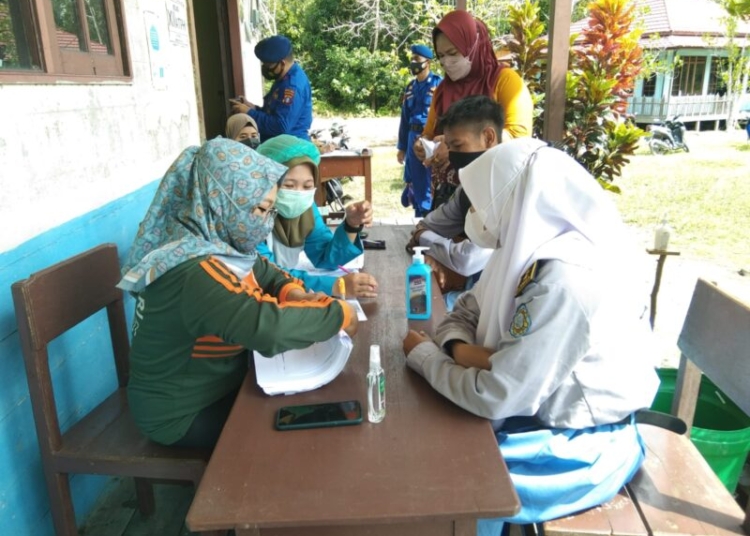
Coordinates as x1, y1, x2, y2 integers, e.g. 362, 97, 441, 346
230, 35, 313, 141
397, 44, 442, 217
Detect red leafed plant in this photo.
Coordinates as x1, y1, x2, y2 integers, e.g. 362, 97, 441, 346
508, 0, 646, 191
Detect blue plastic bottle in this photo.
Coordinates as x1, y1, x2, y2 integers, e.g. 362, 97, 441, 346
406, 246, 432, 320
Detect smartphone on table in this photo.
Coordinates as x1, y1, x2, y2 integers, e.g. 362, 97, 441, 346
275, 400, 363, 431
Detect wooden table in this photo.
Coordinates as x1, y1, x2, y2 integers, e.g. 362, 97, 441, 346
316, 151, 372, 207
186, 226, 519, 536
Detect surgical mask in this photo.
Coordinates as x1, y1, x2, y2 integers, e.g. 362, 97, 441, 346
261, 62, 281, 81
275, 188, 316, 219
409, 60, 427, 75
465, 209, 499, 249
239, 136, 261, 149
440, 54, 471, 81
448, 150, 485, 170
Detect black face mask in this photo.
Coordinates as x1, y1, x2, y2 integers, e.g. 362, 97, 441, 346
448, 150, 485, 170
239, 136, 261, 149
261, 62, 281, 81
409, 61, 427, 75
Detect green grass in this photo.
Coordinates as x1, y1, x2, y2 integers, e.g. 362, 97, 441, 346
338, 147, 415, 220
338, 132, 749, 269
615, 132, 750, 270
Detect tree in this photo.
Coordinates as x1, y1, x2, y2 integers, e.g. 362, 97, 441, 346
508, 0, 646, 190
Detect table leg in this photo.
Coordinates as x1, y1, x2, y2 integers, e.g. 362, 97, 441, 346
363, 155, 372, 205
455, 519, 478, 536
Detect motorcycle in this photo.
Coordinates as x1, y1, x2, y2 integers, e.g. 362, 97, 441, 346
647, 115, 689, 155
309, 122, 353, 211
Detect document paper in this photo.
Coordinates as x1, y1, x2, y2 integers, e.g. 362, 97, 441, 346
253, 332, 353, 396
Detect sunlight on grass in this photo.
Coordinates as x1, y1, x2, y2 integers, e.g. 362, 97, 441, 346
616, 131, 749, 269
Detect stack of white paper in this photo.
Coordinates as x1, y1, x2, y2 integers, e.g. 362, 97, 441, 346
253, 332, 353, 396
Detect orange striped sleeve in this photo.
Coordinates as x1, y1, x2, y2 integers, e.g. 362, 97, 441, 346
336, 298, 353, 331
278, 282, 305, 302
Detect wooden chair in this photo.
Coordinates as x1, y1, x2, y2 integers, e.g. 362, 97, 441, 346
12, 244, 209, 536
543, 278, 749, 536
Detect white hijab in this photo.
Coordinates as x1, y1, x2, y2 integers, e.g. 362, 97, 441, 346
460, 138, 649, 347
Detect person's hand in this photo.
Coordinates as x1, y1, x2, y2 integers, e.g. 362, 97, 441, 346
424, 136, 448, 169
230, 96, 255, 114
412, 136, 426, 162
286, 288, 328, 302
405, 221, 429, 254
397, 150, 406, 165
403, 329, 432, 356
424, 255, 467, 292
341, 300, 359, 337
343, 272, 378, 298
345, 200, 373, 228
452, 342, 493, 370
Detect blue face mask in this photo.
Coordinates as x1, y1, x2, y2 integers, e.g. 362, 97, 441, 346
275, 188, 316, 219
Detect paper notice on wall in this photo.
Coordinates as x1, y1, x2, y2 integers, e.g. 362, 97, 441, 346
167, 0, 189, 47
143, 11, 167, 89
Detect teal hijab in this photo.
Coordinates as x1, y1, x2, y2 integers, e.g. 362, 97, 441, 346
119, 138, 287, 293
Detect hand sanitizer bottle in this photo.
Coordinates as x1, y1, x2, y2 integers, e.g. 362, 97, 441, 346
654, 213, 672, 251
406, 246, 432, 320
367, 345, 386, 423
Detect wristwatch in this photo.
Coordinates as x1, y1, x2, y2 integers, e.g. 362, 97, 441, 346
343, 219, 364, 234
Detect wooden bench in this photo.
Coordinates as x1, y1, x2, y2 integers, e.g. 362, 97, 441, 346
542, 278, 749, 536
12, 244, 209, 536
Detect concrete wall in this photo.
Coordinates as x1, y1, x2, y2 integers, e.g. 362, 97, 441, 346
0, 0, 200, 533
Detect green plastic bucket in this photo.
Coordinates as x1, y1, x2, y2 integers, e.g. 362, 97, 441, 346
651, 368, 750, 493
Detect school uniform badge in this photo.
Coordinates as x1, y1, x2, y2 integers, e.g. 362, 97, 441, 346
509, 303, 531, 338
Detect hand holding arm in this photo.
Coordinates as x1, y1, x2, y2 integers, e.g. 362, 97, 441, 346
451, 342, 493, 370
403, 329, 433, 355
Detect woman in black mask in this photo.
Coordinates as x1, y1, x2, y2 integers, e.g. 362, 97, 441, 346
225, 113, 261, 149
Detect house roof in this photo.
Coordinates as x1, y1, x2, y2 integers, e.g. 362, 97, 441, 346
570, 0, 750, 48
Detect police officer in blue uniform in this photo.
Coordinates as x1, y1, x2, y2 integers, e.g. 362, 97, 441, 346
397, 44, 442, 217
230, 35, 313, 141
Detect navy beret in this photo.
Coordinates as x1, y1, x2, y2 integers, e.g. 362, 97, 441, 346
410, 44, 433, 60
255, 35, 292, 63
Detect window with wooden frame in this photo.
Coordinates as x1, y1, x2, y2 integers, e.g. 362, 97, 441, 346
671, 56, 706, 97
0, 0, 130, 82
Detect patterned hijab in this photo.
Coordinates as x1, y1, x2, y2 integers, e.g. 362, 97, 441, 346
432, 10, 503, 119
118, 138, 287, 293
256, 134, 321, 248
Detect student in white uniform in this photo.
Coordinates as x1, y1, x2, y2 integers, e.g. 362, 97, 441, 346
402, 138, 659, 535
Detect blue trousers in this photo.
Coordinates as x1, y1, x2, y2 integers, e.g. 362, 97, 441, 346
404, 130, 432, 216
477, 418, 646, 536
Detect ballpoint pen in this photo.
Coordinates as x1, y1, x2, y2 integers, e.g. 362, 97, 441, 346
337, 265, 353, 274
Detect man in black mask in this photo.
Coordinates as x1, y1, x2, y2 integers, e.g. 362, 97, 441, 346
396, 44, 442, 217
405, 95, 503, 310
230, 35, 312, 142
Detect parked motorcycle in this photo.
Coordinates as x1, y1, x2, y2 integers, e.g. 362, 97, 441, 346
309, 122, 353, 211
647, 115, 689, 155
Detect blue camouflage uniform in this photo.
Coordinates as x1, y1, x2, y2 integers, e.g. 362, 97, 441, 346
250, 35, 313, 141
398, 46, 442, 217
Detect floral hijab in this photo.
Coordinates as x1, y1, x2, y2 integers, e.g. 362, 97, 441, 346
118, 138, 287, 293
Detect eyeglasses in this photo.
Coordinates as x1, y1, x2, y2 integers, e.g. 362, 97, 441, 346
253, 205, 278, 222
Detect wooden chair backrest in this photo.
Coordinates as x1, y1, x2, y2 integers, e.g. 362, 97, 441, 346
11, 244, 130, 451
673, 278, 750, 428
